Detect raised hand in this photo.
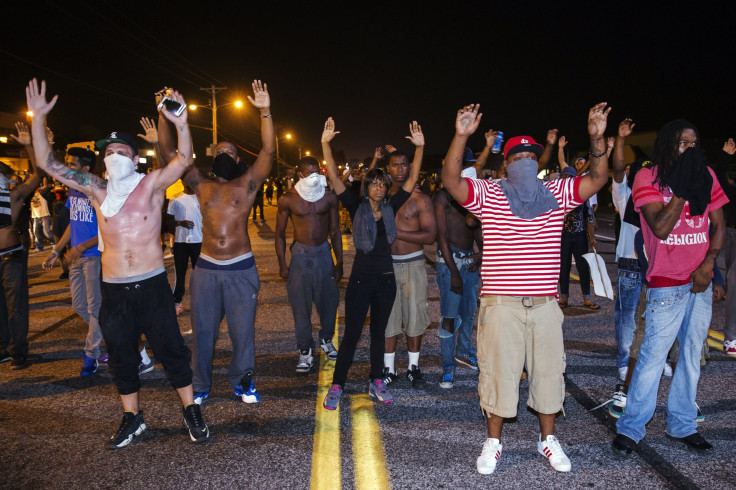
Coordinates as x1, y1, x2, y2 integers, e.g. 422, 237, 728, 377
374, 147, 384, 159
321, 117, 340, 143
46, 127, 55, 145
246, 80, 270, 110
546, 129, 559, 146
160, 89, 188, 125
25, 79, 58, 119
485, 129, 500, 147
10, 122, 30, 146
384, 144, 397, 154
722, 137, 735, 155
455, 104, 482, 137
607, 136, 615, 150
137, 117, 159, 143
405, 121, 424, 147
559, 135, 568, 148
618, 118, 635, 138
587, 102, 611, 139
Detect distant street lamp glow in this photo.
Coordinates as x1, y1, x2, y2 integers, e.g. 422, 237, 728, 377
189, 104, 197, 110
146, 150, 155, 156
0, 137, 7, 143
305, 151, 310, 156
26, 111, 33, 117
234, 100, 243, 108
285, 133, 292, 139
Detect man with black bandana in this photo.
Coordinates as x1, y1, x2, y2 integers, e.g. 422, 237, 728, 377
442, 102, 611, 475
158, 80, 274, 406
26, 79, 210, 448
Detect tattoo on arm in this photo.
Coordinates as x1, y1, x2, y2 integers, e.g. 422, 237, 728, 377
48, 152, 107, 189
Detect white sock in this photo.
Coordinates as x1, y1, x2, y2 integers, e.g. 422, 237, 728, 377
408, 351, 420, 369
384, 352, 396, 374
140, 347, 151, 364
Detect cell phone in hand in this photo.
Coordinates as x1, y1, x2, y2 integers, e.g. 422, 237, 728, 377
157, 97, 185, 116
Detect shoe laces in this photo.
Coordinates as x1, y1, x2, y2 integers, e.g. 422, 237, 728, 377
186, 405, 204, 428
373, 378, 388, 392
481, 438, 501, 457
115, 412, 138, 436
543, 436, 565, 458
327, 385, 342, 398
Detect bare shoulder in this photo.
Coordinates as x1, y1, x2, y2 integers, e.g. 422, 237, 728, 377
433, 188, 448, 206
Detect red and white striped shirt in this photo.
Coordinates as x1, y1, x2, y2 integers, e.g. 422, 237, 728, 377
460, 176, 583, 296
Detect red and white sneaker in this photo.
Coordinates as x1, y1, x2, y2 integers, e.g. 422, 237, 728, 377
477, 438, 502, 475
724, 339, 736, 358
538, 434, 571, 472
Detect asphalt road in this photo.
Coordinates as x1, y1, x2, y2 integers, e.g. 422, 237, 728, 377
1, 203, 734, 490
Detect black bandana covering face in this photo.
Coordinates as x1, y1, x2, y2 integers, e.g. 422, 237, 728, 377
212, 153, 246, 181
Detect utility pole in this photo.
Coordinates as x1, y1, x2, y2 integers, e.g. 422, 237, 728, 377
200, 83, 227, 148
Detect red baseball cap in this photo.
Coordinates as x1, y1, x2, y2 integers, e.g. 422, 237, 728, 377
503, 136, 544, 160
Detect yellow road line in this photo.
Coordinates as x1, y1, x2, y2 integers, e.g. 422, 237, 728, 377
311, 325, 341, 490
351, 395, 390, 489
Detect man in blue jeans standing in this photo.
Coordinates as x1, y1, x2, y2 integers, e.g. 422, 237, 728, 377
613, 119, 729, 456
433, 148, 483, 388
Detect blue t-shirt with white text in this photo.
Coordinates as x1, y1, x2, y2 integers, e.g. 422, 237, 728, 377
66, 188, 100, 258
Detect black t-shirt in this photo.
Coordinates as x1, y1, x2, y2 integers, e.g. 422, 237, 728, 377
338, 187, 411, 276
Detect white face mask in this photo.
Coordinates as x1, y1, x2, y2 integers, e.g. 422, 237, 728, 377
100, 153, 145, 217
461, 166, 477, 179
294, 172, 327, 202
104, 153, 137, 181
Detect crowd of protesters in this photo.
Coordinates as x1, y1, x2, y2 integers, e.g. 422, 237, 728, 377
0, 78, 732, 476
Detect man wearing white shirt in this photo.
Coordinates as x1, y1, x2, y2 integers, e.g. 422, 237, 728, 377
167, 184, 202, 315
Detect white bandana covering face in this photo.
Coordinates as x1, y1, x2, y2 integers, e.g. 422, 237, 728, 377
100, 153, 145, 217
461, 166, 477, 179
294, 172, 327, 202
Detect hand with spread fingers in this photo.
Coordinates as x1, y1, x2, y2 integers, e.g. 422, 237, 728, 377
546, 129, 559, 146
455, 104, 482, 137
587, 102, 611, 139
137, 117, 159, 143
618, 118, 635, 138
405, 121, 424, 147
10, 122, 31, 146
321, 117, 340, 143
247, 80, 270, 111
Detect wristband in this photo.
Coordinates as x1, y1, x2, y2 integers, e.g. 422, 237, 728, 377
589, 148, 606, 158
260, 114, 272, 118
51, 250, 59, 257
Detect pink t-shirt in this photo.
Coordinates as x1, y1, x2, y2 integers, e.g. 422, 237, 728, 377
460, 176, 582, 296
633, 165, 729, 284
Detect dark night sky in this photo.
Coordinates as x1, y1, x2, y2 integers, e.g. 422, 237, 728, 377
2, 1, 735, 168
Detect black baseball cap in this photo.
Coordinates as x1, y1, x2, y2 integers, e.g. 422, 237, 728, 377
95, 131, 138, 155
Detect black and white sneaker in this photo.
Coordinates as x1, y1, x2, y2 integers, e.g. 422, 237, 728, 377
183, 404, 210, 443
382, 367, 398, 386
107, 411, 146, 450
296, 348, 314, 373
406, 365, 426, 389
320, 338, 338, 361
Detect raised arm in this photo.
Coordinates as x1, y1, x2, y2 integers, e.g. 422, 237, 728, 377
475, 129, 498, 177
367, 147, 384, 171
402, 121, 424, 193
613, 118, 635, 183
539, 129, 558, 171
578, 102, 611, 202
26, 79, 107, 202
242, 80, 275, 187
10, 122, 44, 201
147, 89, 194, 192
321, 117, 346, 195
442, 104, 482, 204
137, 117, 165, 169
558, 136, 568, 170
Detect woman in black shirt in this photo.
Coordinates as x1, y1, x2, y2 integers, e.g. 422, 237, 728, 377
320, 117, 423, 409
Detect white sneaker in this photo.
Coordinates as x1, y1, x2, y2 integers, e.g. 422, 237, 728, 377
663, 362, 673, 377
538, 434, 571, 472
477, 438, 502, 475
618, 366, 628, 381
724, 339, 736, 357
295, 348, 313, 373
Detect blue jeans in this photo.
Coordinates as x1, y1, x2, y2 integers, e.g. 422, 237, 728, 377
616, 283, 712, 442
614, 265, 643, 368
436, 258, 479, 368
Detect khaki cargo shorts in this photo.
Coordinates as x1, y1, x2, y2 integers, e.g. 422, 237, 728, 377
385, 257, 430, 338
477, 295, 566, 418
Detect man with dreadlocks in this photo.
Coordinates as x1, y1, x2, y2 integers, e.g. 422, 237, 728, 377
613, 119, 729, 456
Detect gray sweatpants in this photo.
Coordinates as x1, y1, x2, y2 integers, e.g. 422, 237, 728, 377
190, 263, 259, 392
70, 256, 103, 358
724, 227, 736, 341
287, 241, 339, 351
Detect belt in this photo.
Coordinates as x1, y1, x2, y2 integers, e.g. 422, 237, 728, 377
617, 257, 641, 272
438, 250, 474, 259
481, 294, 556, 308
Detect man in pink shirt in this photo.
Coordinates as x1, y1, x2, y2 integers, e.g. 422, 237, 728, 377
613, 119, 729, 456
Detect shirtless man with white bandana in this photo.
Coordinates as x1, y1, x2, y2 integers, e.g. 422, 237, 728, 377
26, 78, 209, 449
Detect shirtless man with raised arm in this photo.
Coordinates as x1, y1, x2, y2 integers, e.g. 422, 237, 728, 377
0, 122, 45, 370
275, 156, 342, 373
380, 134, 435, 390
158, 80, 275, 406
26, 78, 209, 449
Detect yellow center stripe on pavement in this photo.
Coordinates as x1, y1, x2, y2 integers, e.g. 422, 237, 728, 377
311, 324, 341, 490
351, 394, 390, 489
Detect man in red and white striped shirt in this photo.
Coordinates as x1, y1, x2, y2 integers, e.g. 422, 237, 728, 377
442, 103, 611, 475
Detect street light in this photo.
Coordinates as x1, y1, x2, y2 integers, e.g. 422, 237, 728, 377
189, 100, 243, 150
275, 131, 298, 179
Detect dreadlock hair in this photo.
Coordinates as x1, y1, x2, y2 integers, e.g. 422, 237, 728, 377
651, 119, 699, 191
